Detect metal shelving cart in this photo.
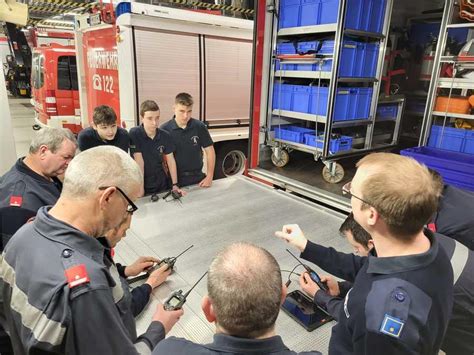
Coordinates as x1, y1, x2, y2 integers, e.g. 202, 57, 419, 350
265, 0, 403, 183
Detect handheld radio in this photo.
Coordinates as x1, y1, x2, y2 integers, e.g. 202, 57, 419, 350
164, 271, 208, 311
286, 249, 328, 292
127, 245, 194, 285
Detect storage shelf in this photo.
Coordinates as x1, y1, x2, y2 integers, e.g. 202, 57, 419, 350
338, 77, 378, 83
332, 119, 372, 128
272, 109, 327, 123
405, 111, 424, 117
447, 23, 474, 28
273, 138, 322, 154
440, 56, 474, 63
274, 70, 332, 79
344, 28, 385, 39
278, 23, 338, 36
437, 77, 474, 89
432, 111, 474, 120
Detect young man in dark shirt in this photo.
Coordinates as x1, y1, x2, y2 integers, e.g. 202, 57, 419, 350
160, 93, 215, 188
129, 100, 183, 196
276, 153, 454, 355
77, 105, 130, 153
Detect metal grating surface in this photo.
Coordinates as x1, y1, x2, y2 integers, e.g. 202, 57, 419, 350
115, 176, 352, 354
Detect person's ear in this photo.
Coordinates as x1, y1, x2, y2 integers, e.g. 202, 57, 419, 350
367, 239, 375, 251
38, 145, 49, 159
92, 123, 98, 130
367, 206, 379, 227
280, 283, 288, 306
201, 295, 216, 323
98, 187, 116, 211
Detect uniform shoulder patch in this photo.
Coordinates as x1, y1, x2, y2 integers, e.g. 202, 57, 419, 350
380, 314, 405, 338
9, 196, 23, 207
65, 264, 90, 288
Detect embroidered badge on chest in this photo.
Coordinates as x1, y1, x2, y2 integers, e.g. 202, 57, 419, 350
191, 136, 199, 144
157, 145, 165, 154
380, 314, 405, 338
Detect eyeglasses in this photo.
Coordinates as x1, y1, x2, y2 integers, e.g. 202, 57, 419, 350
99, 186, 138, 214
342, 181, 371, 206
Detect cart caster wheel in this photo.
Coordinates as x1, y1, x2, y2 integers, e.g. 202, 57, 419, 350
271, 149, 290, 168
322, 163, 344, 184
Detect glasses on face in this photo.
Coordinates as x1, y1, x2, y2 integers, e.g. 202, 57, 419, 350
99, 186, 138, 214
342, 181, 371, 206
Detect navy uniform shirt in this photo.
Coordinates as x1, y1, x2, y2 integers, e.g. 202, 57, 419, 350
0, 207, 165, 354
153, 333, 321, 355
0, 158, 62, 251
160, 118, 213, 177
434, 184, 474, 250
301, 230, 453, 355
129, 125, 175, 194
77, 126, 130, 153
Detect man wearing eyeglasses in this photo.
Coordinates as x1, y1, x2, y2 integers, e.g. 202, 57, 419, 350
0, 146, 183, 354
276, 153, 454, 355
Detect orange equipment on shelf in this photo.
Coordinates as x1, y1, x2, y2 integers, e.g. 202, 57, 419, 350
435, 96, 472, 114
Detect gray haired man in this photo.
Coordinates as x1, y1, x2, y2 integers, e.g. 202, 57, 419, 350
0, 127, 77, 251
153, 242, 321, 354
0, 146, 183, 354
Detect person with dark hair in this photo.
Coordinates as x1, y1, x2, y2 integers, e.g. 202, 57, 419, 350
429, 169, 474, 250
77, 105, 130, 152
160, 93, 215, 188
276, 153, 454, 355
153, 242, 321, 354
130, 100, 183, 196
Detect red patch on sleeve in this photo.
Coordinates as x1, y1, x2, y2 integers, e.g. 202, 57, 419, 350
110, 248, 115, 258
65, 264, 90, 288
9, 196, 23, 207
427, 223, 437, 232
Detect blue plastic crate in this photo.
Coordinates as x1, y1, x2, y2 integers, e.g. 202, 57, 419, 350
275, 125, 314, 143
463, 130, 474, 154
339, 41, 359, 77
428, 126, 466, 153
400, 146, 474, 191
277, 42, 297, 55
377, 105, 398, 119
345, 0, 386, 34
298, 40, 319, 53
319, 59, 333, 71
361, 43, 379, 77
272, 83, 293, 111
333, 88, 356, 121
354, 87, 373, 119
116, 2, 131, 17
319, 0, 339, 24
280, 0, 301, 29
300, 0, 319, 27
292, 85, 312, 113
309, 86, 329, 116
303, 133, 353, 153
319, 40, 335, 54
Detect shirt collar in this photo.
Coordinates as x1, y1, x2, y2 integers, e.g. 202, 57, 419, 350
139, 124, 160, 140
16, 158, 51, 183
205, 334, 289, 353
169, 116, 193, 130
34, 206, 106, 263
366, 229, 439, 275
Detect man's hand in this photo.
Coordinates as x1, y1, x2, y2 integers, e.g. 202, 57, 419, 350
299, 272, 320, 298
321, 275, 340, 297
124, 256, 159, 277
152, 303, 183, 334
145, 264, 172, 289
275, 224, 308, 252
199, 175, 213, 188
172, 185, 187, 196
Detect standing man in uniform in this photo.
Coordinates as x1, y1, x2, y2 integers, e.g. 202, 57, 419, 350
276, 153, 454, 354
77, 105, 130, 153
153, 242, 322, 355
161, 93, 215, 188
0, 146, 183, 354
0, 127, 77, 250
130, 100, 183, 196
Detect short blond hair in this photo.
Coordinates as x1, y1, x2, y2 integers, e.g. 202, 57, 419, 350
356, 153, 439, 239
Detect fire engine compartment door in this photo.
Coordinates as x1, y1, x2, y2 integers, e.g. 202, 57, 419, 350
134, 28, 201, 126
114, 175, 350, 352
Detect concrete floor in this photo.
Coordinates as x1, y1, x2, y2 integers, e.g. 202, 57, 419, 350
7, 96, 36, 158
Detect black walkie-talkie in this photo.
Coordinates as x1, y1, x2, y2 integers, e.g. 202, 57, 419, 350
164, 271, 208, 311
127, 245, 194, 285
286, 249, 328, 292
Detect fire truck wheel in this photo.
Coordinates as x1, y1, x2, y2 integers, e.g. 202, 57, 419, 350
322, 163, 344, 184
214, 140, 248, 179
271, 149, 290, 168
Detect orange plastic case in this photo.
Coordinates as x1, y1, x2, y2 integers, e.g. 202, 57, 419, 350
435, 96, 471, 114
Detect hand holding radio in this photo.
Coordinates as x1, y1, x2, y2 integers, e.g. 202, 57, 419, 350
152, 303, 184, 334
275, 224, 308, 252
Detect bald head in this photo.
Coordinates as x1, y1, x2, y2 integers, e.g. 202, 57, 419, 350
207, 243, 282, 338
